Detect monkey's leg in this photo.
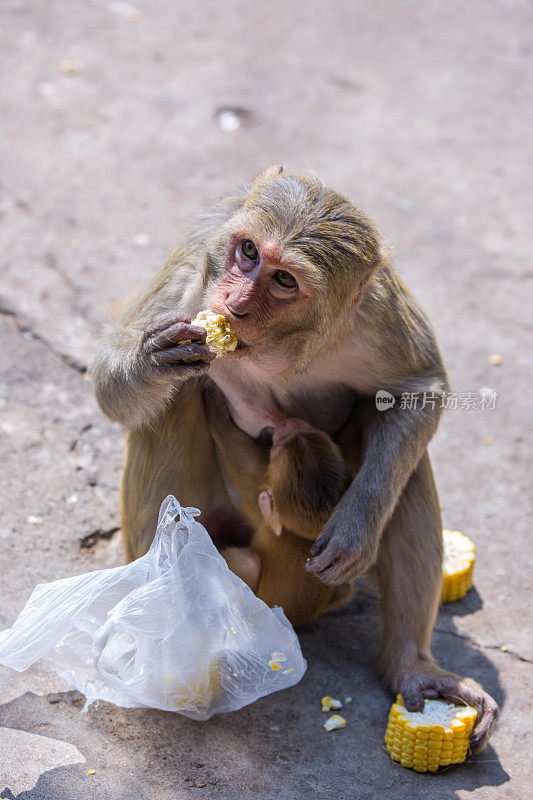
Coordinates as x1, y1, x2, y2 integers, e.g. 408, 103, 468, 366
223, 540, 353, 616
121, 381, 228, 560
246, 525, 334, 628
375, 452, 498, 754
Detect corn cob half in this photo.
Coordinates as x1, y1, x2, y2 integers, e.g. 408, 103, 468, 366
384, 695, 477, 772
189, 310, 238, 356
442, 529, 476, 603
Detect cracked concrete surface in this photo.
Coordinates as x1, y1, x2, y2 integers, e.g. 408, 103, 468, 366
0, 0, 531, 798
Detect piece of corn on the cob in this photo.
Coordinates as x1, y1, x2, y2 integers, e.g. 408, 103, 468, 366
384, 695, 477, 772
184, 310, 238, 357
442, 529, 476, 603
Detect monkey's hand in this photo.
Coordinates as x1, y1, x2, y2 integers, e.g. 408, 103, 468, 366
142, 313, 217, 378
395, 663, 499, 755
305, 493, 377, 585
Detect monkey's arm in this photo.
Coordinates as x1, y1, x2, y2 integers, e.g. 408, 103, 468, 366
92, 245, 216, 428
92, 192, 249, 429
307, 396, 444, 584
307, 270, 449, 585
92, 316, 217, 429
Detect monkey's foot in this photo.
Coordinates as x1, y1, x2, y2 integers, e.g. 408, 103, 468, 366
394, 664, 499, 755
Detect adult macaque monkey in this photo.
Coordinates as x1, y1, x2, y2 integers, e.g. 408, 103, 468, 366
93, 166, 498, 751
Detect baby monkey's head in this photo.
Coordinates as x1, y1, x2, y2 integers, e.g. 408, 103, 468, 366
259, 418, 351, 540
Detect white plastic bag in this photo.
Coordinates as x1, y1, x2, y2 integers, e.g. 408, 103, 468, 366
0, 496, 306, 720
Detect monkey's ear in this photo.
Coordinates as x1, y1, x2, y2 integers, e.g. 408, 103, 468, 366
256, 165, 284, 182
258, 489, 282, 536
353, 247, 386, 305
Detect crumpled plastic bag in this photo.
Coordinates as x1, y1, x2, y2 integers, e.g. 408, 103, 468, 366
0, 495, 306, 720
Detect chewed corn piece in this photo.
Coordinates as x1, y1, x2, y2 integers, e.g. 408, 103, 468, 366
384, 696, 477, 772
324, 714, 347, 732
442, 529, 476, 603
321, 695, 342, 712
190, 310, 238, 357
269, 660, 282, 671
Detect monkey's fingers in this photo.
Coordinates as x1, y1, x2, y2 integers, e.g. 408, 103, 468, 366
144, 322, 208, 352
144, 313, 195, 338
438, 678, 499, 755
150, 343, 216, 368
306, 545, 358, 585
396, 670, 434, 713
397, 670, 499, 755
309, 526, 332, 557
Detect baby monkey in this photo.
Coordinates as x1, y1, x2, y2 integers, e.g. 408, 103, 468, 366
259, 417, 351, 542
226, 417, 357, 622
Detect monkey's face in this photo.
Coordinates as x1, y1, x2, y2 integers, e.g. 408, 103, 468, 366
207, 228, 321, 369
206, 171, 382, 374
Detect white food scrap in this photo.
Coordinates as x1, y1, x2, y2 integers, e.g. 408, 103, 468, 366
324, 714, 347, 732
269, 651, 286, 671
321, 695, 342, 712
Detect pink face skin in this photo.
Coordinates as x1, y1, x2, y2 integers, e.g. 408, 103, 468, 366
207, 231, 312, 351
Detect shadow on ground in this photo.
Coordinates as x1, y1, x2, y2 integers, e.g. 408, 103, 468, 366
0, 590, 510, 800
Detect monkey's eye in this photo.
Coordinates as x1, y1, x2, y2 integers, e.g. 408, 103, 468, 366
273, 270, 297, 289
241, 240, 259, 261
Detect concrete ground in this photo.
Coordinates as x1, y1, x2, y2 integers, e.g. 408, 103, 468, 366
0, 0, 531, 797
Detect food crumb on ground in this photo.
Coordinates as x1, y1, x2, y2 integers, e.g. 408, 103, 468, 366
324, 714, 347, 732
321, 695, 342, 712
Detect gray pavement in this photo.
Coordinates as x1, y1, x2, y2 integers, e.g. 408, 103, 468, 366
0, 0, 531, 798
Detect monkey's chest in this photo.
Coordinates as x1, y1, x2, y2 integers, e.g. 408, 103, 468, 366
210, 369, 356, 439
276, 383, 357, 436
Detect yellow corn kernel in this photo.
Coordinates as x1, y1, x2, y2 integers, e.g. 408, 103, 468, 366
323, 714, 347, 732
441, 529, 476, 603
321, 695, 343, 712
163, 657, 221, 712
384, 697, 477, 772
189, 310, 238, 357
